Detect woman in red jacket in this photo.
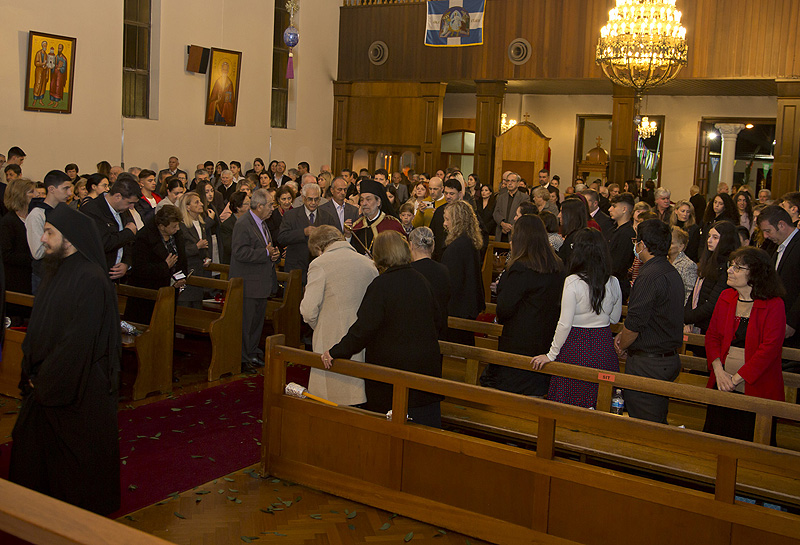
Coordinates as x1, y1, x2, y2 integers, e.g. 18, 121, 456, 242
704, 246, 786, 442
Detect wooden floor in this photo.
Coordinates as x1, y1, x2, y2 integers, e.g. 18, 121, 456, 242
118, 464, 491, 545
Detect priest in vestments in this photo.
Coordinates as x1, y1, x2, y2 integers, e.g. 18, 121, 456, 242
9, 197, 121, 515
348, 178, 406, 257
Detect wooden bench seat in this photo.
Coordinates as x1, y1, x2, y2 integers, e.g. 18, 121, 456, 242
117, 285, 175, 400
175, 276, 243, 381
0, 292, 34, 398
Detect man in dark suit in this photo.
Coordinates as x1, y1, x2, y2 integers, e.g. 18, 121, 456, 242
492, 172, 529, 242
277, 182, 338, 283
582, 189, 615, 240
230, 189, 279, 373
430, 178, 463, 261
757, 205, 800, 348
80, 174, 141, 280
608, 192, 636, 303
319, 176, 359, 233
157, 156, 187, 181
689, 185, 707, 223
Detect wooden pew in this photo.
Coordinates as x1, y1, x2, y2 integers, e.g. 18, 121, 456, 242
117, 285, 175, 400
0, 292, 34, 398
0, 478, 172, 545
480, 240, 509, 303
262, 335, 800, 545
175, 276, 244, 381
205, 263, 303, 348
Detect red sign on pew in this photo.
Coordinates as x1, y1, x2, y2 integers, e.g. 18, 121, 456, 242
598, 372, 615, 382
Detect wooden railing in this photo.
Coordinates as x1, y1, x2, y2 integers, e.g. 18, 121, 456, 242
0, 479, 172, 545
261, 334, 800, 545
343, 0, 423, 6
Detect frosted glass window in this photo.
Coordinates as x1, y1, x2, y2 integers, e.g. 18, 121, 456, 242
441, 132, 463, 153
463, 132, 476, 153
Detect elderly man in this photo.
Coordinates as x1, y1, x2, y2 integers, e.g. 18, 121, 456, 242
293, 173, 328, 208
217, 169, 237, 203
278, 182, 337, 283
10, 203, 121, 515
758, 188, 773, 205
412, 176, 445, 228
348, 178, 406, 257
80, 174, 142, 280
389, 171, 410, 203
320, 176, 359, 233
109, 165, 124, 184
230, 189, 280, 373
158, 156, 187, 181
493, 172, 529, 242
582, 189, 614, 240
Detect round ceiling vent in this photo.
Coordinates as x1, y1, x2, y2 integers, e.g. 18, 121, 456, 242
368, 41, 389, 66
508, 38, 532, 65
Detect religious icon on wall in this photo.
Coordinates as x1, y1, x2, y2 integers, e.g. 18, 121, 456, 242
205, 48, 242, 127
24, 31, 77, 114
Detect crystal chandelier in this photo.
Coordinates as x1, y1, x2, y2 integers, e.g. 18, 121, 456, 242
636, 116, 658, 138
596, 0, 688, 94
500, 113, 517, 134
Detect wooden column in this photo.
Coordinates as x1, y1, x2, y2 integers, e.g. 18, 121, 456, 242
331, 81, 352, 174
609, 85, 637, 185
474, 80, 506, 187
773, 80, 800, 198
420, 83, 447, 175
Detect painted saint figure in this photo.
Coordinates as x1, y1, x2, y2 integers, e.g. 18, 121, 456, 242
49, 44, 68, 107
206, 61, 235, 125
32, 41, 49, 106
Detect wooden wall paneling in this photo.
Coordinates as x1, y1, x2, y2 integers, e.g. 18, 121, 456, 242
773, 80, 800, 197
332, 82, 352, 173
338, 0, 800, 83
474, 81, 506, 190
609, 86, 636, 184
442, 118, 477, 133
420, 82, 447, 175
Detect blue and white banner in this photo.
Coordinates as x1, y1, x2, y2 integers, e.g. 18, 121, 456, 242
425, 0, 485, 47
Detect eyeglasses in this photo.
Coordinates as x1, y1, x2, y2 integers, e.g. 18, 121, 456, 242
728, 262, 750, 273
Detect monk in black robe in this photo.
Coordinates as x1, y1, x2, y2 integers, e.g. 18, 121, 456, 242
10, 195, 122, 515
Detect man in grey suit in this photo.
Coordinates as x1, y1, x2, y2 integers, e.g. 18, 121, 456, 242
319, 176, 359, 233
278, 182, 338, 283
492, 172, 530, 242
230, 189, 280, 373
389, 171, 410, 204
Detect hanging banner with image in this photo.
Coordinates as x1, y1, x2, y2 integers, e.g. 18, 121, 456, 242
425, 0, 485, 47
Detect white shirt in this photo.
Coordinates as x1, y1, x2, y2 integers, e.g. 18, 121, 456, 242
192, 219, 203, 241
546, 274, 622, 361
334, 201, 346, 229
776, 228, 798, 269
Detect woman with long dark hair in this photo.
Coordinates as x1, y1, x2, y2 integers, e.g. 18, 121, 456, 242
480, 215, 565, 396
532, 228, 622, 408
465, 173, 480, 201
703, 246, 786, 442
476, 184, 497, 235
557, 197, 588, 265
735, 190, 755, 234
685, 220, 741, 333
701, 193, 739, 242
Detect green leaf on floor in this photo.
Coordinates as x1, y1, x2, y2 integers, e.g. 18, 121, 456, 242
260, 508, 274, 515
346, 511, 357, 519
208, 457, 215, 462
124, 515, 138, 522
348, 525, 356, 531
465, 539, 472, 545
128, 484, 138, 491
235, 498, 242, 504
271, 478, 280, 483
404, 532, 414, 542
295, 496, 302, 503
310, 514, 322, 519
229, 489, 239, 493
438, 529, 447, 535
174, 512, 186, 519
224, 477, 235, 482
227, 496, 236, 501
274, 532, 286, 536
379, 523, 391, 531
171, 408, 181, 412
218, 489, 225, 494
282, 500, 292, 507
191, 455, 204, 459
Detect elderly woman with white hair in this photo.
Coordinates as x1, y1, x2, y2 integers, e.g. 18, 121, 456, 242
654, 187, 674, 224
300, 225, 378, 405
409, 227, 451, 336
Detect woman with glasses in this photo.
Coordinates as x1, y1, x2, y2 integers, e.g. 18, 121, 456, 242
703, 246, 786, 442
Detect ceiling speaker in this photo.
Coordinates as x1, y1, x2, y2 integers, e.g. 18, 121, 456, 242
368, 41, 389, 66
508, 38, 532, 65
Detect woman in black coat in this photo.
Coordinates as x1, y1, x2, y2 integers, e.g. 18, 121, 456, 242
441, 201, 485, 345
1, 179, 35, 324
480, 215, 565, 396
476, 184, 497, 236
558, 198, 588, 267
685, 220, 740, 334
409, 227, 451, 337
125, 205, 188, 324
324, 231, 443, 428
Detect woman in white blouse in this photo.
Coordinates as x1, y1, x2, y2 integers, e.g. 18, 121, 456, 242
532, 228, 622, 408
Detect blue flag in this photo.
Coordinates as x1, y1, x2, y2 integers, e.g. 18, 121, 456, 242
425, 0, 485, 47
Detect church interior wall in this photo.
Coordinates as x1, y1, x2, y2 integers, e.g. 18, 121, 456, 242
1, 0, 339, 181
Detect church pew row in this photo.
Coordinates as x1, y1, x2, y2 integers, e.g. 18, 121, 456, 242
0, 478, 172, 545
261, 335, 800, 545
0, 287, 175, 401
205, 263, 303, 349
175, 276, 243, 381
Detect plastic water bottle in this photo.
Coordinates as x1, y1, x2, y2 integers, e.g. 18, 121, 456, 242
611, 389, 625, 415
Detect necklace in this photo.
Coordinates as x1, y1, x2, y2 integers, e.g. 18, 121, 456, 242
738, 298, 754, 303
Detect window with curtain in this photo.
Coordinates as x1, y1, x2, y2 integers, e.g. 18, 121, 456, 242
271, 4, 290, 128
123, 0, 151, 118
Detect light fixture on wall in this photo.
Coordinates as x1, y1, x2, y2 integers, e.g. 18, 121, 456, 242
500, 113, 517, 134
283, 0, 300, 79
596, 0, 688, 94
636, 116, 658, 138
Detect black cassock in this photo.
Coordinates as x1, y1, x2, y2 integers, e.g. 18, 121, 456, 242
10, 252, 121, 515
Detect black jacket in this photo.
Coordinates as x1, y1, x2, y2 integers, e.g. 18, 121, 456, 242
329, 265, 443, 412
441, 234, 485, 319
593, 210, 615, 241
410, 257, 452, 336
129, 218, 188, 290
496, 262, 564, 356
684, 262, 728, 333
774, 232, 800, 341
80, 194, 136, 272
